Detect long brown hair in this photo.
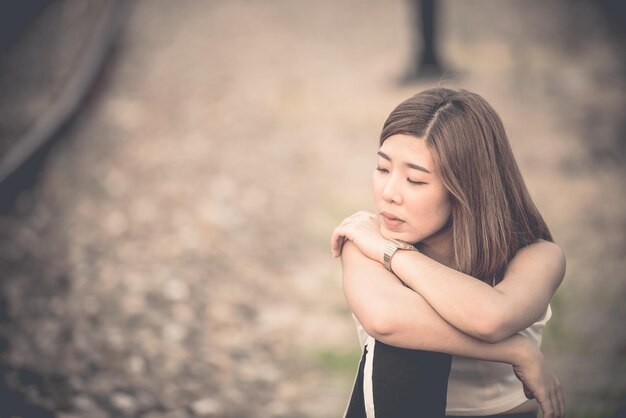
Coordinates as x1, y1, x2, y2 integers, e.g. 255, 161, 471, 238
380, 87, 553, 284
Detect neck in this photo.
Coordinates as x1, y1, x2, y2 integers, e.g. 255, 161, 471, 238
421, 242, 455, 268
418, 224, 456, 269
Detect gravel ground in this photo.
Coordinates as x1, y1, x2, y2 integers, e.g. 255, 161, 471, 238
0, 1, 624, 417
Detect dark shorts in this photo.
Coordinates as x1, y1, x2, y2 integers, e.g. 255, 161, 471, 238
344, 338, 535, 418
345, 339, 452, 418
447, 414, 536, 418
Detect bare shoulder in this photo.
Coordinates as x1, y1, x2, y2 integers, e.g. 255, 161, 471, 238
506, 239, 566, 285
514, 239, 566, 265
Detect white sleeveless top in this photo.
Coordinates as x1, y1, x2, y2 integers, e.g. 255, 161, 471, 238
351, 304, 552, 417
445, 304, 552, 415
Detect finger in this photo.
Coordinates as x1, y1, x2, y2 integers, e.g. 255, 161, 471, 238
352, 210, 369, 219
338, 217, 353, 227
523, 384, 534, 400
339, 217, 361, 231
537, 392, 554, 418
549, 390, 560, 418
542, 405, 554, 418
354, 211, 375, 222
331, 227, 346, 256
336, 236, 346, 257
359, 210, 377, 219
346, 211, 376, 227
331, 228, 339, 254
556, 381, 565, 418
338, 212, 360, 227
546, 379, 562, 418
331, 226, 352, 257
555, 390, 563, 418
331, 231, 346, 257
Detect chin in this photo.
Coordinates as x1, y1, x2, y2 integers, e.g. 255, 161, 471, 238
380, 227, 418, 244
379, 226, 395, 240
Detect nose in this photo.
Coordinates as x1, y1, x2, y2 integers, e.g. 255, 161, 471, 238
382, 174, 403, 205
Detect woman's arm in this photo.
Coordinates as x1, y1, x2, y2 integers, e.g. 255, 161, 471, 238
332, 211, 566, 343
343, 240, 532, 357
390, 240, 566, 343
341, 241, 565, 418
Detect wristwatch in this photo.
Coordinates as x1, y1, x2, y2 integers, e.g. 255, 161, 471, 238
383, 239, 418, 272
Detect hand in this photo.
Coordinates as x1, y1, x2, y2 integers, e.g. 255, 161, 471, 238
330, 211, 387, 263
512, 337, 565, 418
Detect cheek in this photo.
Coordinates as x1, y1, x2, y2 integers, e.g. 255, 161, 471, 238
433, 191, 452, 222
435, 189, 452, 216
436, 196, 452, 229
436, 201, 452, 229
372, 174, 384, 199
408, 190, 451, 228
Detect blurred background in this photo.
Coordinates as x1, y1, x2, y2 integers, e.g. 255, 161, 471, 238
0, 0, 624, 417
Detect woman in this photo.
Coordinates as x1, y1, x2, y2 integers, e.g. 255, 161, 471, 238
330, 88, 565, 418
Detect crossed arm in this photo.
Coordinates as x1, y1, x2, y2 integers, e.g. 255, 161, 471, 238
342, 240, 538, 359
332, 211, 566, 344
340, 240, 565, 417
388, 239, 566, 343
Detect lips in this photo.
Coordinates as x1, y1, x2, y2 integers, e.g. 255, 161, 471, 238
380, 211, 405, 229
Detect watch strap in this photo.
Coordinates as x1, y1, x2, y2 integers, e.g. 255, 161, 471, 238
383, 239, 417, 272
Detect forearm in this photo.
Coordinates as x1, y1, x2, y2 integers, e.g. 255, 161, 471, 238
390, 250, 509, 341
341, 240, 539, 363
345, 270, 530, 365
390, 248, 556, 342
374, 291, 529, 364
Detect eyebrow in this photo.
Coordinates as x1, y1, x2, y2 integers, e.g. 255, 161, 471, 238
377, 151, 432, 174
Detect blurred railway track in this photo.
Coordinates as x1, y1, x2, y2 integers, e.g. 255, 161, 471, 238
0, 0, 128, 212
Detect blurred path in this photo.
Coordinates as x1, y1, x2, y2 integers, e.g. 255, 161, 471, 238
0, 1, 624, 417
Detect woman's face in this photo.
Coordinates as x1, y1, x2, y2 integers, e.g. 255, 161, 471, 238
372, 134, 453, 247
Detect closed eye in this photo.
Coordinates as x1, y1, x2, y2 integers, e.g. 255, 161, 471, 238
408, 179, 427, 185
375, 167, 389, 173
